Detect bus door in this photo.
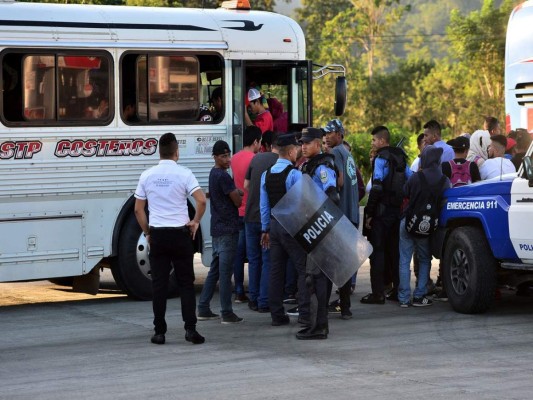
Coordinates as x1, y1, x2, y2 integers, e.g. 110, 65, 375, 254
232, 60, 311, 150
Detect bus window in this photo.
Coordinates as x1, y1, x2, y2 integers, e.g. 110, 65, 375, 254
23, 55, 55, 120
1, 50, 112, 126
136, 55, 199, 122
121, 53, 223, 125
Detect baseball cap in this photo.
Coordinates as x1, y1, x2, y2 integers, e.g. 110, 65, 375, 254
447, 136, 470, 150
248, 88, 261, 102
212, 140, 231, 156
299, 127, 323, 143
276, 133, 298, 147
323, 119, 345, 135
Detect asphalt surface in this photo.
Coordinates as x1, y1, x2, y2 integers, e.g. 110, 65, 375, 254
2, 257, 533, 400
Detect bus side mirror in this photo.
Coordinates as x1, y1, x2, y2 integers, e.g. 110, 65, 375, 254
522, 156, 533, 187
334, 76, 347, 116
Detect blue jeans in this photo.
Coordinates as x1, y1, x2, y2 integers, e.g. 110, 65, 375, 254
245, 221, 271, 309
198, 233, 238, 317
233, 217, 246, 295
398, 218, 432, 303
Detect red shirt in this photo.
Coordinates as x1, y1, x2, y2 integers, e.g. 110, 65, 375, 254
231, 150, 255, 216
254, 110, 274, 133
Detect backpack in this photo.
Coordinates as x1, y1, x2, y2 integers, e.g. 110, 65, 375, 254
405, 173, 446, 237
378, 149, 407, 207
449, 159, 472, 188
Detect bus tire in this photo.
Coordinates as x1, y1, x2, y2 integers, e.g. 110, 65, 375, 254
442, 226, 497, 314
114, 212, 178, 300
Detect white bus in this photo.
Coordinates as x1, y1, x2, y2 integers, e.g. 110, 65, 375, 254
0, 0, 345, 299
505, 0, 533, 132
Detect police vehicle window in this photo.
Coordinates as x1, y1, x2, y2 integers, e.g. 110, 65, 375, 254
1, 51, 111, 126
136, 55, 199, 123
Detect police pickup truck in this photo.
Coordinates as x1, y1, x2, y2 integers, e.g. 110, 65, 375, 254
434, 146, 533, 314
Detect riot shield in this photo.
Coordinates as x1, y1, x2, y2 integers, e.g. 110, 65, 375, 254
272, 174, 373, 287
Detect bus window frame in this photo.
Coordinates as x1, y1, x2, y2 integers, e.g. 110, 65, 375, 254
119, 51, 225, 126
243, 60, 312, 133
0, 48, 114, 128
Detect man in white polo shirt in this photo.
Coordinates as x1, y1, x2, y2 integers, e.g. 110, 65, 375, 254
134, 132, 207, 345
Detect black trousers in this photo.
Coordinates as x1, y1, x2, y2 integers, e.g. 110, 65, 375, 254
269, 219, 309, 321
336, 222, 358, 312
338, 280, 352, 311
149, 228, 197, 334
309, 270, 331, 327
368, 207, 401, 296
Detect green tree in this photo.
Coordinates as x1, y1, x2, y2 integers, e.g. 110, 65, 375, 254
295, 0, 351, 61
446, 0, 515, 123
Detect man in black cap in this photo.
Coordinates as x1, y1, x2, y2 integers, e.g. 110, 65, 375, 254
197, 140, 244, 324
442, 136, 481, 188
259, 133, 310, 328
296, 127, 339, 340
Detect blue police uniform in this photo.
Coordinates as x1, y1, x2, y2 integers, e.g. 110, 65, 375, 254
363, 144, 412, 303
259, 135, 311, 326
297, 127, 338, 339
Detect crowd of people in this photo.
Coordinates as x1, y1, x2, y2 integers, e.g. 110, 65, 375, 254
135, 89, 532, 345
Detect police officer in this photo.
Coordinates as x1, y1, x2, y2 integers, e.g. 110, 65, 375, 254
323, 119, 359, 319
259, 133, 310, 327
298, 127, 339, 340
134, 132, 207, 345
362, 126, 412, 304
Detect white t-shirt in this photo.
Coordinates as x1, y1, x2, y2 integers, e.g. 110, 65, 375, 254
411, 157, 420, 173
479, 157, 516, 180
135, 159, 201, 227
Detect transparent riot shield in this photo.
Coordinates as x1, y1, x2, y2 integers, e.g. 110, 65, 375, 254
272, 174, 373, 287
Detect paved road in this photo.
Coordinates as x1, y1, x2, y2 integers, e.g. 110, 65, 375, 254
2, 258, 533, 400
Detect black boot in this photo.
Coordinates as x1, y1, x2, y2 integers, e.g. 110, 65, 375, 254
295, 324, 328, 340
185, 329, 205, 344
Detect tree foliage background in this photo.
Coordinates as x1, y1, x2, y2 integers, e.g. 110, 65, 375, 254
20, 0, 521, 177
299, 0, 519, 177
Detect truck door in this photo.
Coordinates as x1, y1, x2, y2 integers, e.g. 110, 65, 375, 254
509, 173, 533, 264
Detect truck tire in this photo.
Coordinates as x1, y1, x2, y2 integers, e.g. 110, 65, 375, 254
112, 212, 177, 300
442, 226, 497, 314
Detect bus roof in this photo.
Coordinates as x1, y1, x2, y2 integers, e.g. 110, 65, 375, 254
0, 2, 305, 60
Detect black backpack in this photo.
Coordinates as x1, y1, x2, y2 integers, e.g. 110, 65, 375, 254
377, 148, 407, 207
405, 173, 446, 237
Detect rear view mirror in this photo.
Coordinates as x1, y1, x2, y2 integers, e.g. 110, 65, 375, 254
334, 76, 346, 116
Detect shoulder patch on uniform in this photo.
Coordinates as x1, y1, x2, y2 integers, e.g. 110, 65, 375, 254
320, 169, 328, 183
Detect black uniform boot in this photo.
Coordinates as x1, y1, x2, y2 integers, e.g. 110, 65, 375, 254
295, 323, 328, 340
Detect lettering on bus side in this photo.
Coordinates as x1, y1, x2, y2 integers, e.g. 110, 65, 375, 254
0, 141, 42, 159
54, 138, 158, 157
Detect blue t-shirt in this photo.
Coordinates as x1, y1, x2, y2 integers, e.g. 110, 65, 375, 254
209, 167, 239, 237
